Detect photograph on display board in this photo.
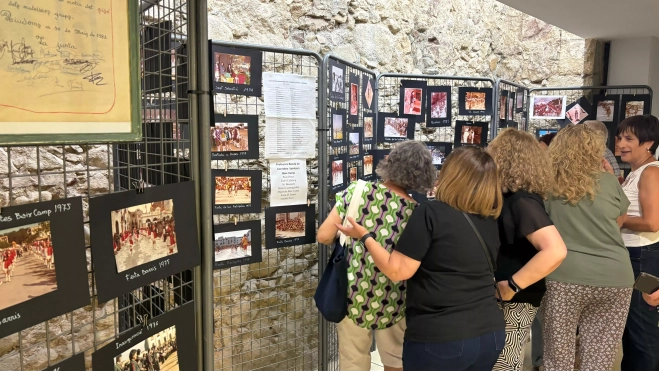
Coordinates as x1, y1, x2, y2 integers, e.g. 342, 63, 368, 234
347, 129, 362, 161
426, 86, 452, 127
210, 44, 262, 97
213, 220, 262, 270
329, 60, 346, 102
0, 199, 89, 339
454, 121, 489, 148
363, 114, 375, 144
363, 152, 375, 181
349, 166, 358, 183
530, 95, 566, 120
564, 98, 591, 125
330, 155, 347, 193
536, 128, 559, 138
362, 75, 375, 110
399, 80, 427, 117
211, 114, 259, 160
516, 88, 525, 112
377, 113, 415, 143
508, 92, 516, 122
499, 91, 508, 120
265, 205, 316, 249
621, 94, 651, 119
592, 95, 619, 122
425, 142, 452, 169
458, 87, 493, 116
427, 175, 441, 199
349, 73, 360, 123
212, 170, 262, 214
331, 108, 347, 147
92, 303, 198, 371
111, 200, 177, 274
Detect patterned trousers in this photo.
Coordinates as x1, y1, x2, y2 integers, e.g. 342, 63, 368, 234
541, 280, 632, 371
492, 302, 538, 371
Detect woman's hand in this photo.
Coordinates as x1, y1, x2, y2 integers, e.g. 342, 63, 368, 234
602, 158, 615, 175
334, 217, 370, 240
496, 280, 516, 301
643, 290, 659, 307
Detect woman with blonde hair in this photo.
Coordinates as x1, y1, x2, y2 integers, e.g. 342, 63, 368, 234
542, 124, 633, 371
337, 146, 506, 371
487, 128, 567, 371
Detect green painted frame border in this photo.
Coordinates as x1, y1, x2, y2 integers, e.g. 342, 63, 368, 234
0, 0, 142, 146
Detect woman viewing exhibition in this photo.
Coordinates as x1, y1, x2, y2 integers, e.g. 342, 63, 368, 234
317, 140, 436, 371
487, 128, 567, 371
616, 115, 659, 371
542, 124, 633, 371
336, 146, 505, 371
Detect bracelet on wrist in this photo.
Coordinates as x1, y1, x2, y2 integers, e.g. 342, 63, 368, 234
359, 233, 372, 246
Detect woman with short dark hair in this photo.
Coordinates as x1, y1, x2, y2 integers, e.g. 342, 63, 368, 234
317, 140, 436, 371
337, 146, 506, 371
617, 114, 659, 370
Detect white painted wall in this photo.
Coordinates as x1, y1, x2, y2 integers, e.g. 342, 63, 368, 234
608, 37, 659, 116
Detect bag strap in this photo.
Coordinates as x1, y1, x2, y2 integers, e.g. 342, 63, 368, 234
461, 212, 503, 305
339, 180, 368, 246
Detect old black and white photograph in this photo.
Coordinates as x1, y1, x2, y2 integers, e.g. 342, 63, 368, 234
426, 142, 452, 169
265, 205, 316, 249
111, 200, 177, 273
329, 60, 346, 102
210, 44, 262, 97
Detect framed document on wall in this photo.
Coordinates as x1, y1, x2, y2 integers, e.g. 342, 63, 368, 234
0, 0, 142, 145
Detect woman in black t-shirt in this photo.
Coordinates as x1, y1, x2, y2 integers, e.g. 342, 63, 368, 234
336, 147, 506, 371
487, 128, 567, 371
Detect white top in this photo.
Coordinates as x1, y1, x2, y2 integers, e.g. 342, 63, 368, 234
621, 161, 659, 247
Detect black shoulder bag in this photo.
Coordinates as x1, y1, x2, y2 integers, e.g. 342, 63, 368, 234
462, 212, 503, 308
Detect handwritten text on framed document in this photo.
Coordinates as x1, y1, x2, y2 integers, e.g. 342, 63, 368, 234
0, 0, 141, 145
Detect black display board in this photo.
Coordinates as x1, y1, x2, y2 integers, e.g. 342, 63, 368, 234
210, 44, 263, 97
362, 75, 375, 110
458, 87, 493, 116
425, 142, 453, 169
454, 121, 489, 148
213, 220, 262, 270
362, 150, 376, 181
329, 154, 347, 194
399, 80, 427, 118
265, 205, 316, 249
347, 126, 363, 162
377, 113, 415, 143
362, 113, 375, 145
90, 182, 200, 303
620, 94, 652, 119
0, 198, 89, 338
348, 73, 360, 123
212, 169, 262, 214
43, 353, 85, 371
426, 86, 452, 127
211, 114, 259, 161
329, 59, 346, 102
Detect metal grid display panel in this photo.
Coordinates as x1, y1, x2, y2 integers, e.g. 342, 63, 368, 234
494, 80, 529, 134
376, 74, 496, 148
321, 55, 378, 371
210, 44, 322, 371
0, 1, 194, 370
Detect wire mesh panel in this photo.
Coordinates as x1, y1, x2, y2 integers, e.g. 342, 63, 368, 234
320, 55, 378, 371
0, 1, 194, 370
376, 74, 496, 147
209, 42, 322, 371
494, 79, 530, 134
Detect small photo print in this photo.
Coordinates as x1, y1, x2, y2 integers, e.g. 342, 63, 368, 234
427, 177, 440, 198
531, 96, 565, 119
363, 155, 373, 176
275, 212, 306, 240
625, 101, 645, 118
516, 92, 524, 109
384, 117, 409, 138
210, 123, 248, 152
111, 200, 177, 273
350, 83, 359, 115
332, 114, 344, 141
349, 132, 360, 155
431, 92, 448, 119
331, 66, 344, 94
0, 221, 56, 312
537, 129, 558, 137
499, 95, 507, 120
215, 177, 252, 205
465, 92, 486, 111
213, 52, 251, 85
215, 229, 252, 262
566, 103, 588, 124
115, 325, 179, 371
508, 94, 515, 119
427, 145, 447, 166
364, 79, 374, 109
460, 126, 483, 145
597, 100, 616, 121
332, 160, 344, 187
403, 88, 423, 115
364, 117, 374, 139
349, 167, 357, 182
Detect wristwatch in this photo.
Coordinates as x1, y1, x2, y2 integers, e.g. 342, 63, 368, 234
507, 277, 521, 294
359, 233, 373, 246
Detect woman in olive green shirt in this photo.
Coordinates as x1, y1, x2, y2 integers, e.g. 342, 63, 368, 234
542, 125, 633, 371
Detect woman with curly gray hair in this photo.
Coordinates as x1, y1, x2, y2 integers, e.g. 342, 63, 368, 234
318, 140, 436, 371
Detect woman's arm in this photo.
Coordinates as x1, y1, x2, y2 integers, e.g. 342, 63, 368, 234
335, 217, 421, 282
317, 206, 343, 245
498, 225, 567, 301
623, 166, 659, 232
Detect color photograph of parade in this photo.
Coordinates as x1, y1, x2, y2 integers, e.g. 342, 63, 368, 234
427, 145, 447, 166
597, 100, 616, 121
114, 325, 179, 371
0, 221, 56, 311
465, 92, 486, 110
363, 117, 373, 139
214, 229, 252, 263
431, 91, 448, 119
210, 123, 248, 152
363, 155, 373, 176
349, 167, 357, 182
333, 114, 344, 141
384, 117, 409, 138
111, 200, 177, 273
213, 53, 251, 85
214, 176, 252, 205
275, 212, 306, 240
531, 96, 565, 118
350, 83, 359, 115
332, 160, 344, 187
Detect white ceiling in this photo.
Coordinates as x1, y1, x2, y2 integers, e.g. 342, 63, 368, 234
497, 0, 659, 40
